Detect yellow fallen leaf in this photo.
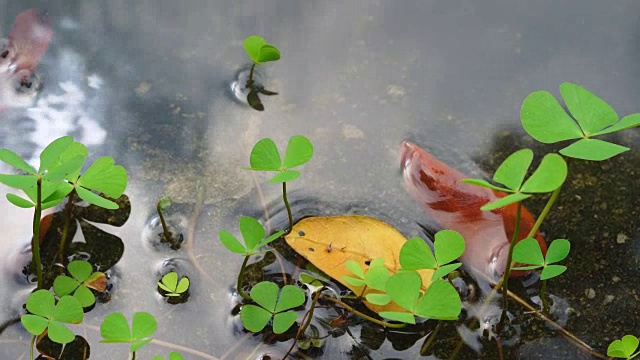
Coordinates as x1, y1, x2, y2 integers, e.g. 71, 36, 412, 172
284, 215, 434, 313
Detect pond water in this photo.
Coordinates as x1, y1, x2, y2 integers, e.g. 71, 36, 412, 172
1, 1, 639, 359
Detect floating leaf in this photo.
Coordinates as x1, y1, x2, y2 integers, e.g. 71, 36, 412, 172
285, 215, 433, 313
283, 135, 314, 168
21, 290, 83, 344
100, 312, 157, 353
157, 272, 190, 297
240, 282, 304, 334
249, 138, 281, 171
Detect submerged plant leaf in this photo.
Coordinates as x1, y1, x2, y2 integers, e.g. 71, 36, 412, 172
285, 215, 433, 313
247, 89, 264, 111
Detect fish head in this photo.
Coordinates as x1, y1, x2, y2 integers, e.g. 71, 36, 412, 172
5, 8, 52, 78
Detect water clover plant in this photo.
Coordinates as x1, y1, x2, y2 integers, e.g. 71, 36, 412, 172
462, 149, 567, 211
157, 196, 183, 249
240, 281, 305, 333
608, 335, 640, 359
100, 312, 157, 355
157, 271, 190, 297
53, 260, 106, 308
245, 135, 314, 234
20, 290, 84, 344
219, 216, 283, 300
512, 238, 570, 280
400, 230, 465, 280
152, 352, 185, 360
521, 82, 640, 161
243, 35, 281, 111
344, 258, 391, 304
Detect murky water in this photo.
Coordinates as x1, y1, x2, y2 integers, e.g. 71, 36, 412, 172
1, 1, 639, 359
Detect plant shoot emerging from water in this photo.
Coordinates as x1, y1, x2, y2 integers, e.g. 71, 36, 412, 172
157, 271, 190, 297
242, 35, 281, 111
157, 196, 183, 249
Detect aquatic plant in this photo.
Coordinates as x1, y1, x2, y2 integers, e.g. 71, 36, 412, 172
242, 35, 281, 111
240, 281, 306, 333
53, 259, 107, 308
608, 335, 640, 359
157, 271, 190, 297
156, 196, 183, 249
20, 290, 84, 345
152, 352, 185, 360
100, 312, 157, 358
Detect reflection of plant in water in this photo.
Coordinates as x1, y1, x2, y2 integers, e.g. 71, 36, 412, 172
156, 196, 184, 249
242, 35, 280, 111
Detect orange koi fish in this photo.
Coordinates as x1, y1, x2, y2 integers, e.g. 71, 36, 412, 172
400, 141, 547, 281
2, 8, 52, 80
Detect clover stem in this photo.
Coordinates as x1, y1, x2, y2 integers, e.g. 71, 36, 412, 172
157, 201, 173, 244
526, 186, 562, 239
30, 335, 35, 359
131, 351, 136, 360
420, 320, 444, 355
236, 255, 252, 301
247, 63, 256, 89
499, 201, 522, 326
32, 176, 43, 289
57, 190, 76, 264
540, 280, 550, 315
320, 295, 406, 328
284, 289, 323, 359
282, 182, 293, 236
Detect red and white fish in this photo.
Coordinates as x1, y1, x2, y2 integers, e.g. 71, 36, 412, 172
400, 141, 547, 281
0, 8, 52, 107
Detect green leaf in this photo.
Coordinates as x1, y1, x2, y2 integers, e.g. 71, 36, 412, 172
77, 157, 127, 198
520, 153, 567, 193
607, 335, 639, 358
6, 193, 34, 208
244, 36, 280, 64
493, 149, 533, 191
399, 237, 437, 270
72, 285, 96, 307
47, 321, 76, 344
131, 338, 154, 353
512, 265, 542, 271
219, 230, 246, 254
366, 293, 391, 305
131, 312, 157, 340
275, 285, 305, 312
255, 230, 284, 249
378, 311, 415, 324
364, 265, 391, 291
160, 272, 178, 291
44, 155, 84, 182
268, 170, 300, 183
0, 148, 36, 174
559, 82, 618, 136
240, 216, 266, 251
39, 136, 74, 173
480, 193, 531, 211
175, 277, 190, 294
521, 90, 583, 143
68, 260, 93, 282
42, 182, 74, 205
75, 186, 118, 209
432, 263, 462, 280
546, 239, 570, 264
169, 352, 185, 360
415, 280, 461, 320
513, 238, 545, 266
0, 174, 36, 189
386, 271, 421, 311
460, 178, 512, 193
434, 230, 465, 265
100, 312, 131, 342
250, 281, 279, 312
26, 289, 55, 317
55, 141, 88, 181
158, 197, 172, 210
240, 305, 272, 332
592, 113, 640, 136
272, 311, 298, 334
343, 276, 365, 287
52, 296, 83, 324
540, 265, 567, 280
560, 139, 629, 161
345, 260, 365, 279
249, 138, 282, 171
54, 275, 81, 297
20, 314, 48, 336
283, 136, 314, 168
